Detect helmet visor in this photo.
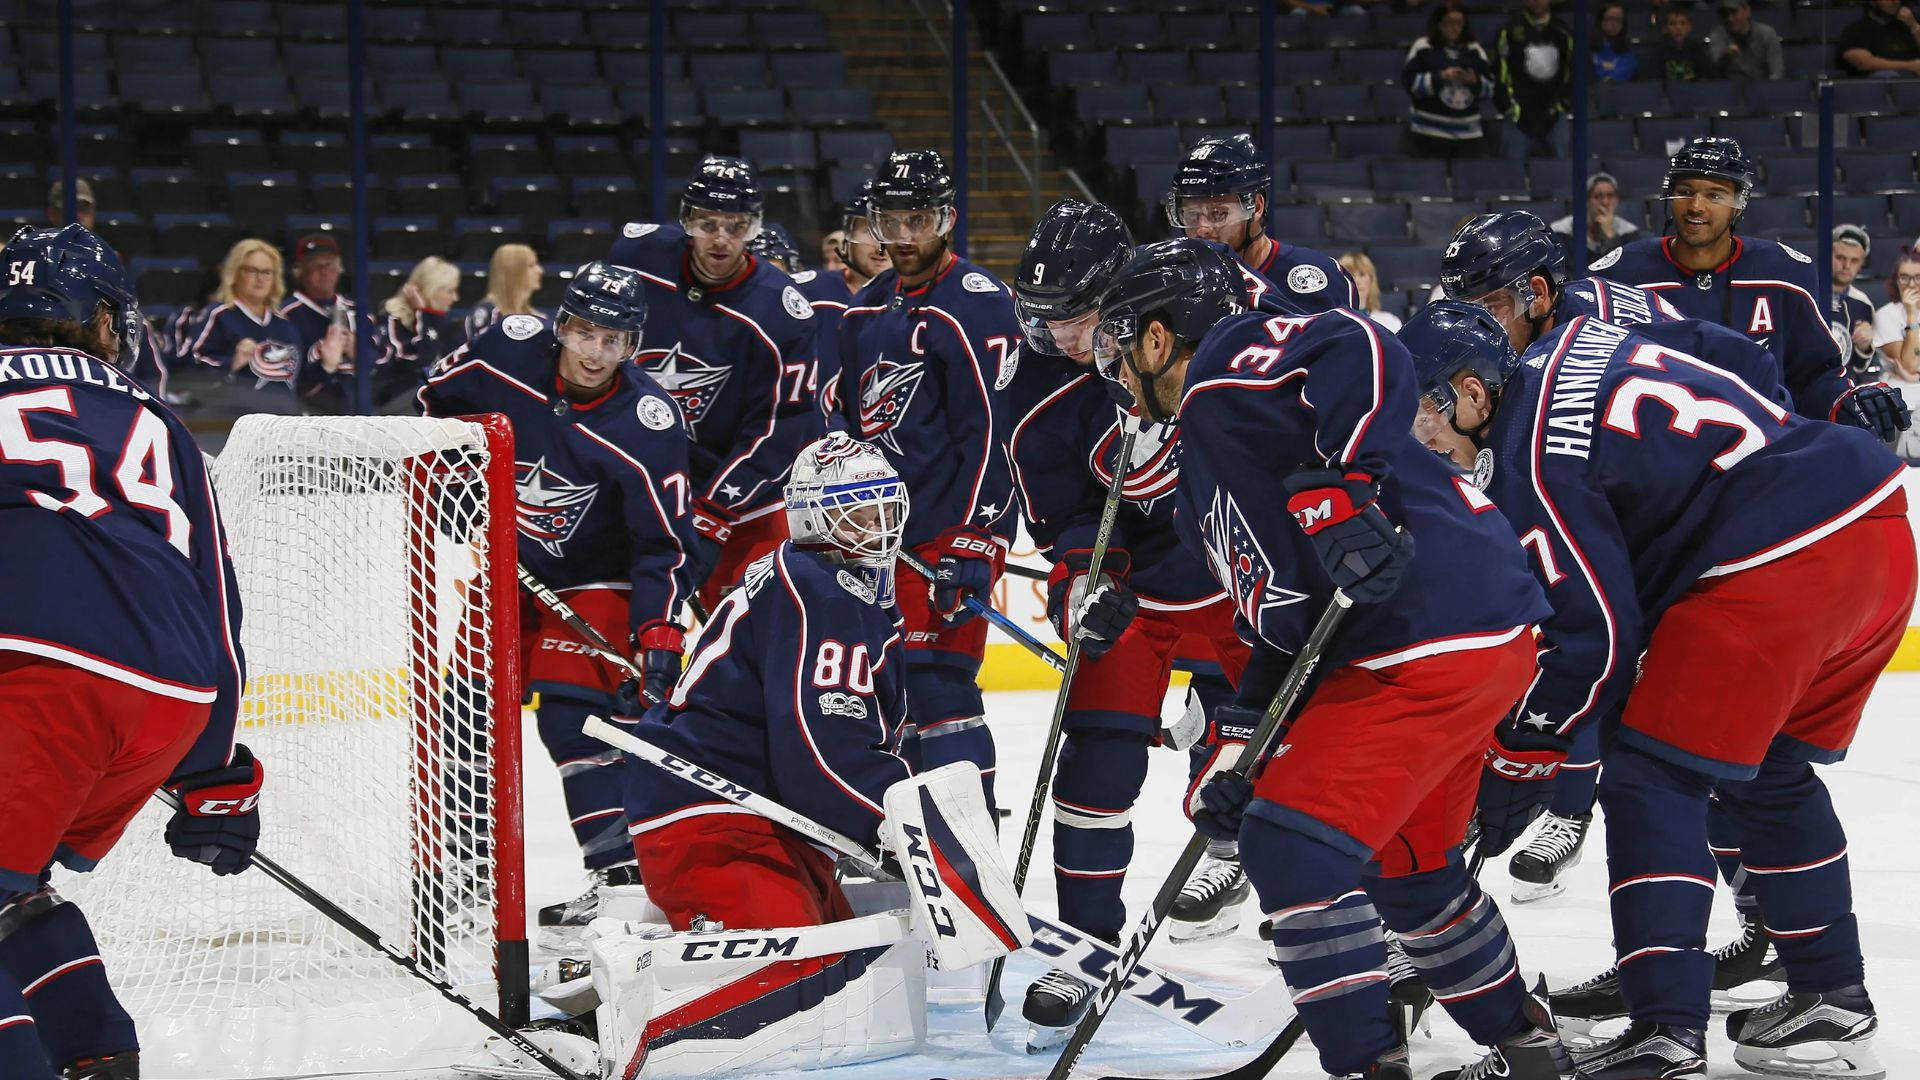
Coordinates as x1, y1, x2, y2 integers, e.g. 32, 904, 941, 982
867, 206, 954, 245
557, 312, 639, 364
1021, 307, 1098, 359
682, 208, 764, 245
1165, 193, 1256, 232
1412, 387, 1458, 447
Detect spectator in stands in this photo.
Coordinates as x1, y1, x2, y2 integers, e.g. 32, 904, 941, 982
1708, 0, 1784, 79
1831, 224, 1881, 379
1645, 3, 1718, 81
821, 230, 847, 274
1550, 172, 1642, 263
44, 178, 95, 230
1337, 252, 1403, 332
466, 243, 544, 343
1839, 0, 1920, 77
1402, 2, 1496, 159
1493, 0, 1573, 160
1873, 247, 1920, 383
384, 256, 461, 401
191, 238, 306, 398
281, 233, 393, 414
1593, 2, 1640, 81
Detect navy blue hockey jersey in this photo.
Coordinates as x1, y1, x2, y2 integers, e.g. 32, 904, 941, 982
1556, 275, 1789, 406
625, 543, 912, 849
1242, 239, 1358, 314
1476, 314, 1904, 739
189, 301, 307, 392
1592, 236, 1852, 419
418, 317, 696, 635
839, 254, 1020, 548
0, 344, 246, 781
279, 292, 395, 411
1172, 309, 1550, 674
608, 224, 825, 524
1004, 356, 1220, 606
790, 267, 854, 428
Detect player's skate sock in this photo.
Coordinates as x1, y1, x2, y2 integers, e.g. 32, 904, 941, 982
536, 697, 633, 871
1716, 751, 1863, 993
1368, 860, 1531, 1048
906, 664, 997, 812
0, 967, 57, 1080
0, 893, 135, 1072
1595, 746, 1716, 1031
1049, 730, 1148, 941
1546, 721, 1601, 818
1240, 815, 1397, 1077
1706, 790, 1765, 931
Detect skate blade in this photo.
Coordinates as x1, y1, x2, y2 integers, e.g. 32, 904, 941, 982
1711, 977, 1788, 1014
535, 924, 591, 953
1508, 876, 1568, 904
1554, 1014, 1629, 1049
1026, 1023, 1073, 1054
1733, 1038, 1885, 1080
1167, 911, 1242, 944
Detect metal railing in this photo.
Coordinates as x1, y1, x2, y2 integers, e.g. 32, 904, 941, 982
902, 0, 1048, 224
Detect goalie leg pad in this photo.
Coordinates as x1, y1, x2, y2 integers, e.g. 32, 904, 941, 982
630, 812, 851, 932
881, 763, 1030, 971
1366, 859, 1529, 1047
537, 697, 634, 872
593, 912, 925, 1079
1051, 730, 1150, 941
0, 892, 135, 1072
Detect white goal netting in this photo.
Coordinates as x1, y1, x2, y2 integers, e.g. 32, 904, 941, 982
52, 414, 524, 1078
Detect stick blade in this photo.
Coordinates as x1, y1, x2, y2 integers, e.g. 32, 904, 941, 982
984, 956, 1007, 1030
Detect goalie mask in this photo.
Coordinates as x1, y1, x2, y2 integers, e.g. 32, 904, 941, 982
785, 434, 910, 606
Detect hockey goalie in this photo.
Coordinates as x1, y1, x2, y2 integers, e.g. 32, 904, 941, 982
552, 434, 1028, 1078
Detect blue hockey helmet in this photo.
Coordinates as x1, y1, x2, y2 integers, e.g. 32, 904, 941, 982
747, 221, 800, 269
681, 155, 765, 243
867, 150, 956, 244
0, 223, 145, 367
558, 260, 647, 360
1163, 133, 1271, 231
1398, 299, 1521, 444
1093, 238, 1248, 421
1440, 210, 1568, 309
1662, 137, 1755, 209
1015, 199, 1135, 357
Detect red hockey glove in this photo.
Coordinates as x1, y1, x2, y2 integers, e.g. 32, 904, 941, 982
618, 621, 686, 712
165, 744, 263, 876
1284, 466, 1415, 605
928, 526, 1006, 626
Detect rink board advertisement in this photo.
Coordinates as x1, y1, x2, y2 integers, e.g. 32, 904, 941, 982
976, 467, 1920, 691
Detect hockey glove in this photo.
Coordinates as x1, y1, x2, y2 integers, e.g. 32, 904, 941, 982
1184, 705, 1262, 841
1046, 548, 1137, 661
164, 744, 263, 876
617, 621, 686, 712
1283, 467, 1415, 605
686, 496, 737, 586
1475, 716, 1570, 859
1831, 382, 1913, 443
928, 526, 1006, 626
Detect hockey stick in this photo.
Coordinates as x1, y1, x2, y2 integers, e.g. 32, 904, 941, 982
1004, 562, 1048, 582
516, 562, 644, 679
150, 790, 588, 1080
1047, 590, 1355, 1080
1095, 1015, 1307, 1080
984, 419, 1138, 1031
583, 717, 1298, 1048
899, 550, 1068, 674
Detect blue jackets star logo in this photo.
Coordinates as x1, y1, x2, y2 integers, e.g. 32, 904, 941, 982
641, 342, 731, 427
1091, 413, 1180, 506
514, 457, 600, 558
1201, 489, 1306, 630
858, 354, 926, 453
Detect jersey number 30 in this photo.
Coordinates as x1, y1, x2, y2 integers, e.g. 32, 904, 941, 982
0, 387, 193, 557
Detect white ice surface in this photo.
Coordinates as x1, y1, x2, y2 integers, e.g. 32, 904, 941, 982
349, 674, 1920, 1079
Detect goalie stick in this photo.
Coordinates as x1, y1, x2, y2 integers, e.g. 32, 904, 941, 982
1046, 590, 1354, 1080
150, 789, 589, 1080
583, 717, 1299, 1048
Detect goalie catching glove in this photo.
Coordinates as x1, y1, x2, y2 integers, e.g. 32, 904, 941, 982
1046, 547, 1138, 661
1474, 713, 1570, 858
164, 743, 263, 875
878, 762, 1030, 970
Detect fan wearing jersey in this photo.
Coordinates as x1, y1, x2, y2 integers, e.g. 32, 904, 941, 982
608, 157, 825, 610
1402, 301, 1909, 1080
419, 262, 695, 936
838, 151, 1019, 811
0, 225, 252, 1080
1595, 138, 1911, 442
188, 238, 307, 399
1098, 239, 1567, 1080
1164, 133, 1356, 314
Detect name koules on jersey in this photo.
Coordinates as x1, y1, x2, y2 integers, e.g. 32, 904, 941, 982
515, 457, 601, 557
857, 355, 926, 453
642, 342, 732, 428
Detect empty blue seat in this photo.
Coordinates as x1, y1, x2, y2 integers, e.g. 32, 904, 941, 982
818, 129, 894, 166
768, 51, 846, 89
755, 13, 831, 50
1277, 50, 1337, 86
118, 71, 208, 114
1830, 194, 1890, 232
542, 84, 621, 126
1078, 84, 1151, 125
1863, 115, 1920, 151
1843, 152, 1916, 193
110, 32, 195, 72
1300, 84, 1377, 122
1666, 80, 1736, 117
1106, 125, 1181, 163
1049, 50, 1121, 87
1369, 245, 1443, 292
367, 5, 429, 41
369, 44, 438, 79
202, 36, 279, 70
1023, 13, 1091, 50
1273, 123, 1334, 159
382, 78, 460, 123
1761, 153, 1820, 195
1712, 116, 1787, 152
279, 5, 344, 40
1164, 12, 1231, 41
688, 52, 766, 89
1334, 47, 1400, 84
1336, 123, 1404, 158
1606, 156, 1670, 201
791, 85, 874, 126
1269, 203, 1327, 243
1831, 82, 1890, 115
1295, 159, 1374, 196
444, 47, 518, 83
1636, 116, 1699, 156
1092, 13, 1161, 48
1594, 81, 1667, 119
1225, 84, 1301, 123
1373, 160, 1448, 197
1211, 51, 1260, 86
432, 7, 508, 45
827, 166, 877, 205
1124, 51, 1191, 84
212, 73, 297, 119
523, 50, 603, 86
1411, 199, 1481, 246
1739, 197, 1805, 236
1327, 201, 1409, 244
509, 10, 589, 47
707, 87, 788, 128
738, 129, 818, 173
1153, 85, 1221, 125
283, 41, 348, 75
1891, 193, 1920, 237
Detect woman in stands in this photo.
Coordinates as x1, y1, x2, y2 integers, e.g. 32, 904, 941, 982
189, 238, 308, 404
384, 255, 462, 407
1401, 0, 1494, 159
465, 243, 544, 343
1337, 251, 1404, 332
1592, 2, 1639, 82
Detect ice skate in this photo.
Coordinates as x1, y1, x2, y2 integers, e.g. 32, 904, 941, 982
537, 863, 641, 951
1548, 962, 1626, 1042
1023, 967, 1095, 1053
62, 1052, 139, 1080
1710, 916, 1786, 1013
1430, 980, 1575, 1079
1570, 1020, 1707, 1080
1385, 935, 1433, 1044
1330, 1043, 1412, 1079
1507, 810, 1590, 904
1169, 851, 1249, 943
1726, 983, 1883, 1079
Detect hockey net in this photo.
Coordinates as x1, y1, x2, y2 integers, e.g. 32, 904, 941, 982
51, 413, 526, 1078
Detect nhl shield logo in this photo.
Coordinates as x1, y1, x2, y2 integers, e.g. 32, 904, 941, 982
515, 457, 600, 558
858, 354, 926, 453
640, 342, 731, 427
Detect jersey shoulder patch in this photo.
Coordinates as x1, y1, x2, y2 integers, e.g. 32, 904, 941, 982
622, 222, 659, 239
1777, 241, 1811, 264
637, 395, 677, 431
791, 269, 818, 284
1286, 264, 1329, 294
962, 271, 1000, 294
782, 284, 814, 320
1589, 247, 1623, 270
501, 314, 542, 340
993, 343, 1020, 391
836, 568, 877, 604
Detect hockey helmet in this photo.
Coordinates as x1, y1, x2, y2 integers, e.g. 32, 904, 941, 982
0, 223, 145, 368
680, 155, 765, 243
867, 151, 956, 244
1662, 137, 1755, 208
557, 260, 647, 362
1163, 133, 1271, 232
1398, 299, 1522, 445
1440, 211, 1568, 314
747, 222, 800, 270
1093, 238, 1248, 420
1015, 198, 1135, 357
